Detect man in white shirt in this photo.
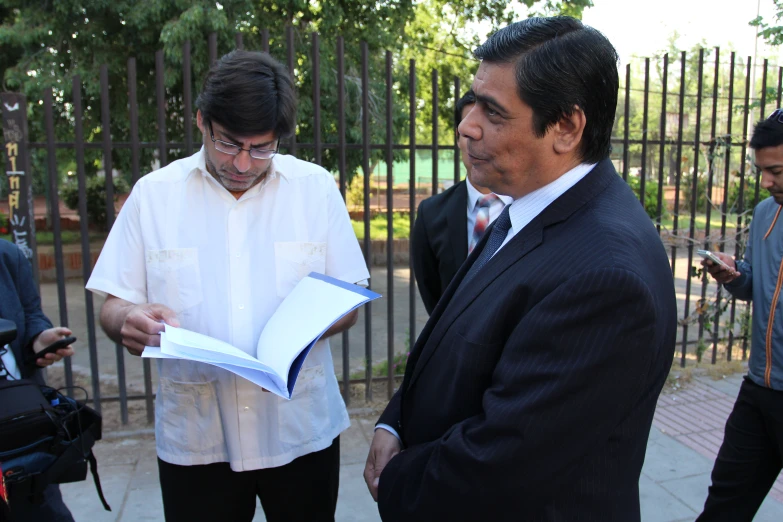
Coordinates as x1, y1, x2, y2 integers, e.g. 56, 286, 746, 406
365, 17, 677, 521
411, 90, 511, 314
87, 50, 368, 522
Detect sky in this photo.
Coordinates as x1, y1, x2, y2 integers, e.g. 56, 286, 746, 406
581, 0, 782, 65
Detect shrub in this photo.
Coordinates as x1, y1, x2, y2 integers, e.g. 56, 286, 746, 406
625, 175, 667, 221
61, 175, 130, 231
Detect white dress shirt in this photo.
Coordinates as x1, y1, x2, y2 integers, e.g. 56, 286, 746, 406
87, 148, 369, 471
377, 162, 596, 442
465, 177, 512, 249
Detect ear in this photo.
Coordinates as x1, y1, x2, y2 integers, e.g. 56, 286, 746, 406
196, 110, 205, 134
552, 106, 586, 156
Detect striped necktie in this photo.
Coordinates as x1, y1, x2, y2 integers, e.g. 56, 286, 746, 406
461, 204, 512, 286
469, 193, 500, 253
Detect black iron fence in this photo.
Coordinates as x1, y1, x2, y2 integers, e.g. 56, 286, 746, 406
1, 29, 780, 428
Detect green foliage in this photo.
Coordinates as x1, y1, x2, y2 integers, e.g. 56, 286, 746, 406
751, 2, 783, 47
0, 0, 591, 195
680, 173, 771, 214
61, 176, 130, 230
0, 230, 106, 245
625, 175, 666, 221
351, 351, 410, 380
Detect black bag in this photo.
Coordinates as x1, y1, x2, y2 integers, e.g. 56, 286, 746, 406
0, 378, 111, 514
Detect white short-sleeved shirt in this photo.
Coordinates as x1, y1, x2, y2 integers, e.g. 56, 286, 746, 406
86, 148, 370, 471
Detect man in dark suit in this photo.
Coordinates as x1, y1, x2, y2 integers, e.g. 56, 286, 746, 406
364, 17, 677, 521
413, 90, 511, 314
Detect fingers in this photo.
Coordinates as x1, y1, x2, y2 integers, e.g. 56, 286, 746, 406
120, 304, 179, 353
147, 304, 181, 328
52, 326, 73, 337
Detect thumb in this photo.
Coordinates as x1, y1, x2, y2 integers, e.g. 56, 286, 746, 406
53, 326, 72, 337
147, 304, 181, 328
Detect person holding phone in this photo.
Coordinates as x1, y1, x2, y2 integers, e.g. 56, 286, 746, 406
698, 110, 783, 521
0, 238, 76, 521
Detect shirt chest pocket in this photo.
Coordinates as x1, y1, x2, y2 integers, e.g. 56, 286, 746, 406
274, 241, 327, 297
146, 248, 203, 313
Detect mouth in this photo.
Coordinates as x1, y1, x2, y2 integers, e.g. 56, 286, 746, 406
221, 170, 251, 182
468, 152, 488, 162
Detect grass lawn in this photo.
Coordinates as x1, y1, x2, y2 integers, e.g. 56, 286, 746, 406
351, 213, 411, 240
657, 213, 739, 231
0, 230, 107, 245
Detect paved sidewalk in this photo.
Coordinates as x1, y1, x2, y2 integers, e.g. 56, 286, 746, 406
58, 372, 783, 521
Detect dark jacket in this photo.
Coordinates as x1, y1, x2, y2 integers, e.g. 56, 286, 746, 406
412, 181, 468, 314
377, 160, 677, 521
0, 239, 52, 382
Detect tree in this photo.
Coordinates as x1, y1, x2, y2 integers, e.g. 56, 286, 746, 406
0, 0, 592, 196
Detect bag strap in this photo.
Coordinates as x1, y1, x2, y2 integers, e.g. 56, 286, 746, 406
87, 450, 111, 511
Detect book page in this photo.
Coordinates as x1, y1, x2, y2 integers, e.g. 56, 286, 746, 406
255, 275, 373, 379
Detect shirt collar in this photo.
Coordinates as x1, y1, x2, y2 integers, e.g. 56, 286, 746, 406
190, 146, 288, 199
507, 162, 597, 235
465, 176, 514, 211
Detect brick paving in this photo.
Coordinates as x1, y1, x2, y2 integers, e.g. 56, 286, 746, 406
654, 379, 783, 503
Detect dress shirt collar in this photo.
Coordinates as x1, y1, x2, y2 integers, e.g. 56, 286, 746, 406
465, 175, 513, 211
507, 162, 597, 236
191, 146, 287, 200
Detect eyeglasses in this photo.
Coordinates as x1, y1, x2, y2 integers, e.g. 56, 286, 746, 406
766, 109, 783, 124
208, 123, 279, 160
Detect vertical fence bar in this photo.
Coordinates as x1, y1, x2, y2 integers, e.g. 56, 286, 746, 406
739, 58, 753, 360
672, 52, 687, 279
640, 58, 650, 205
72, 76, 101, 411
209, 33, 218, 66
409, 59, 417, 354
155, 51, 168, 167
623, 64, 631, 181
656, 54, 668, 234
453, 77, 461, 185
286, 26, 297, 157
262, 28, 270, 53
128, 57, 153, 422
312, 32, 322, 166
183, 41, 193, 156
101, 65, 129, 424
336, 37, 350, 404
361, 41, 373, 401
235, 32, 243, 50
43, 88, 73, 394
386, 51, 395, 399
754, 59, 769, 208
431, 69, 439, 196
681, 49, 704, 367
703, 48, 719, 363
128, 58, 141, 186
720, 51, 736, 361
778, 66, 783, 108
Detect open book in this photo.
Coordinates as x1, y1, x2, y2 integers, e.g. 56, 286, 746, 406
142, 273, 380, 399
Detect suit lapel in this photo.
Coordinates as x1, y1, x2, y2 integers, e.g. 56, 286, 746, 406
405, 159, 618, 391
446, 181, 468, 268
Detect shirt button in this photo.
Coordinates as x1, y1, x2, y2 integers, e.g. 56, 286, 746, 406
238, 304, 244, 310
244, 406, 249, 411
235, 253, 241, 258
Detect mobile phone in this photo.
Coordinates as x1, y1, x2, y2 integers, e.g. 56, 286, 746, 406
36, 336, 77, 359
696, 249, 730, 269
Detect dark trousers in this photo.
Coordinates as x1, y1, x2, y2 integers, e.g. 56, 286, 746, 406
8, 484, 74, 522
158, 437, 340, 522
697, 377, 783, 521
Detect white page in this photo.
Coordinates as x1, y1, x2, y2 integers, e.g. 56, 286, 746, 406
160, 329, 277, 374
255, 276, 369, 379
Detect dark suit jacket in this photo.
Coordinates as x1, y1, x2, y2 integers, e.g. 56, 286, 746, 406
412, 181, 468, 314
377, 160, 677, 521
0, 239, 52, 382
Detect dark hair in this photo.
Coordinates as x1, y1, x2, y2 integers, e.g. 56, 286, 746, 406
196, 50, 296, 139
474, 16, 619, 164
455, 89, 476, 127
750, 110, 783, 149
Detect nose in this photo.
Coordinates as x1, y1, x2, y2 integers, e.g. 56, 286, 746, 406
233, 150, 252, 173
457, 105, 481, 143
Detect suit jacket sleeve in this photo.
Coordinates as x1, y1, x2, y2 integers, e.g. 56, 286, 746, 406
378, 267, 663, 521
14, 245, 53, 372
411, 200, 440, 315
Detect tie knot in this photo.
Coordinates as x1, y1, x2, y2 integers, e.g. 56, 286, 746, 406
476, 193, 499, 209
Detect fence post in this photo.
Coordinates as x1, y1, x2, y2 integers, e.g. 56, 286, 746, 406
1, 93, 38, 283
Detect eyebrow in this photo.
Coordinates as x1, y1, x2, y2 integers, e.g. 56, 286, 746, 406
755, 163, 783, 170
474, 93, 511, 117
216, 128, 277, 149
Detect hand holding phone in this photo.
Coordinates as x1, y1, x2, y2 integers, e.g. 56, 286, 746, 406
36, 336, 77, 360
697, 250, 730, 269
